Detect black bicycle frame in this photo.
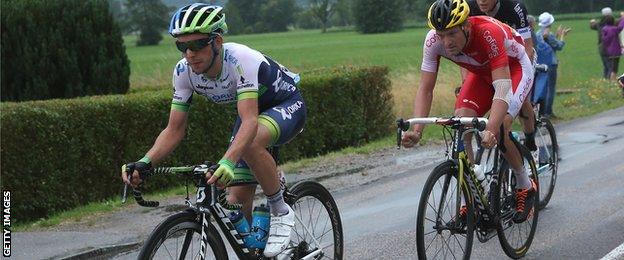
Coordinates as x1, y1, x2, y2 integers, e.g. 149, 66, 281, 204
448, 124, 504, 224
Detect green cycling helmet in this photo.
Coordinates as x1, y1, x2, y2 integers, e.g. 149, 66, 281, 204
169, 4, 228, 37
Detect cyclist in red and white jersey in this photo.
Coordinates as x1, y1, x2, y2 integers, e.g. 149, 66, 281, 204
469, 0, 538, 151
402, 0, 536, 222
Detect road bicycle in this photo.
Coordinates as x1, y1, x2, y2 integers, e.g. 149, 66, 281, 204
397, 116, 539, 259
122, 147, 343, 260
529, 63, 559, 209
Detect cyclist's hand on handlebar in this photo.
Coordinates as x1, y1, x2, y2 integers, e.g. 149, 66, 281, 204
207, 159, 235, 186
121, 161, 152, 188
481, 130, 497, 149
401, 130, 422, 148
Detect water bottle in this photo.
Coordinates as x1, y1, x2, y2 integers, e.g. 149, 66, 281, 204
248, 204, 271, 249
473, 164, 489, 194
228, 211, 253, 247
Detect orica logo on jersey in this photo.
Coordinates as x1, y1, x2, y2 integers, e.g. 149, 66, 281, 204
210, 92, 235, 102
272, 101, 304, 120
272, 70, 296, 93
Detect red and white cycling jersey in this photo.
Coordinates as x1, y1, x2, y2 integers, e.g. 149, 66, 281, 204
421, 16, 534, 117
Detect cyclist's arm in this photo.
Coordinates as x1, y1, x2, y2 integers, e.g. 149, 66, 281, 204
416, 30, 443, 134
513, 1, 534, 61
221, 56, 263, 164
487, 66, 511, 135
483, 25, 511, 135
524, 37, 535, 62
144, 110, 189, 165
411, 70, 438, 134
143, 60, 193, 165
221, 98, 259, 164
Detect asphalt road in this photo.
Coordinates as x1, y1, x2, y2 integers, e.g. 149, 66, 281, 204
337, 106, 624, 259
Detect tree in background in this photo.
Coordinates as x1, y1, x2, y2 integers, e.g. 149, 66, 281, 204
1, 0, 130, 101
333, 0, 353, 27
124, 0, 170, 45
226, 0, 296, 34
258, 0, 297, 33
353, 0, 405, 33
310, 0, 338, 33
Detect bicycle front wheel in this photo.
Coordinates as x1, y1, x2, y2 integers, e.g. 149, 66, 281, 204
138, 210, 228, 260
535, 117, 558, 209
416, 161, 475, 260
287, 181, 343, 259
493, 143, 539, 259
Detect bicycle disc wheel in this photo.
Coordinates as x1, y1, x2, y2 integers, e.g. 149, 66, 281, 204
535, 117, 558, 209
138, 210, 228, 260
416, 161, 475, 260
286, 181, 343, 260
493, 144, 539, 259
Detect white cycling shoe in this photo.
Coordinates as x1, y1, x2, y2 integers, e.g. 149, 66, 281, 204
263, 205, 295, 257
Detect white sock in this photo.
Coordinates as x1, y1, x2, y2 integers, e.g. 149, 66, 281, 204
513, 167, 532, 190
267, 189, 289, 216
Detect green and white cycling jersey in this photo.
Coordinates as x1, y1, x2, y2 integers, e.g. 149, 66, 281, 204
171, 42, 301, 111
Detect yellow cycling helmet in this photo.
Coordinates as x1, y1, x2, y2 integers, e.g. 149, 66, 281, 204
427, 0, 470, 30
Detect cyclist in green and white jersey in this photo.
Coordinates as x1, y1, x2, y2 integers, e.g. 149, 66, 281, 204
121, 4, 306, 257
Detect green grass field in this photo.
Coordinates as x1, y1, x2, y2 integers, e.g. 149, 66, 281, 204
127, 19, 605, 90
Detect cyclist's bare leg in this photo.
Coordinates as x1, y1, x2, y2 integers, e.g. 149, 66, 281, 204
519, 99, 535, 133
240, 124, 288, 214
501, 114, 531, 189
228, 185, 256, 219
454, 107, 478, 163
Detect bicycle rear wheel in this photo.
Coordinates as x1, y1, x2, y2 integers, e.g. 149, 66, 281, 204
535, 117, 558, 209
138, 210, 228, 260
492, 143, 539, 259
416, 161, 475, 260
286, 181, 343, 259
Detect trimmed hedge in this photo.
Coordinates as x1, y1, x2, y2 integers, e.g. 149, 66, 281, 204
1, 66, 393, 223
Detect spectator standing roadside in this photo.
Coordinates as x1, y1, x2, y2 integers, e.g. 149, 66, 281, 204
529, 14, 555, 110
591, 7, 614, 79
536, 12, 569, 119
601, 15, 624, 80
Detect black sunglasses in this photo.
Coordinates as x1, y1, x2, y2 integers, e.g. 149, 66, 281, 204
175, 37, 213, 52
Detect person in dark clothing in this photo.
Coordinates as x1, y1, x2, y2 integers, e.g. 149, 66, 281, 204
601, 15, 624, 80
591, 7, 614, 79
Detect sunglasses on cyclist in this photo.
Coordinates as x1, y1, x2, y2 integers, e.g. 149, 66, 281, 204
175, 37, 213, 52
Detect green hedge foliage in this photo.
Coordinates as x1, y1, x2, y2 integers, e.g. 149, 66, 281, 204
0, 0, 130, 102
0, 66, 393, 223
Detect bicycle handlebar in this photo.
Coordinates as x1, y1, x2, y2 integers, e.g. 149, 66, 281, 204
122, 164, 218, 207
396, 117, 488, 148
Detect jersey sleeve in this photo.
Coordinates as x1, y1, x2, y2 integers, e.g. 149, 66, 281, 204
171, 59, 193, 112
477, 25, 509, 70
234, 56, 261, 101
511, 1, 532, 40
421, 30, 442, 73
